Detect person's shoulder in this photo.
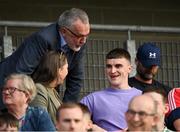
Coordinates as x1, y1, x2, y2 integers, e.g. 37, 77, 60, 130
38, 23, 57, 34
27, 106, 47, 115
26, 23, 57, 38
168, 88, 180, 107
130, 87, 142, 93
93, 88, 110, 95
128, 77, 144, 91
35, 83, 48, 94
81, 89, 106, 101
86, 89, 104, 96
128, 77, 140, 85
153, 79, 167, 86
37, 22, 59, 43
166, 107, 180, 128
153, 79, 172, 92
36, 83, 46, 89
126, 87, 142, 97
169, 87, 180, 93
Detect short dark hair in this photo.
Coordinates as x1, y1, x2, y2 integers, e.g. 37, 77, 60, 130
32, 51, 67, 84
56, 102, 83, 121
106, 48, 131, 63
79, 103, 91, 116
0, 112, 19, 128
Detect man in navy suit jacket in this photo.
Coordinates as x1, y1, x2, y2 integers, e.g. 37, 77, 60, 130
0, 8, 90, 109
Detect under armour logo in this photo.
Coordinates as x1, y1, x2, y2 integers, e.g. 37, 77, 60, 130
149, 52, 156, 58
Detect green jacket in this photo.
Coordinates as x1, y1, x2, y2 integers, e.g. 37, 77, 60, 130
30, 83, 62, 124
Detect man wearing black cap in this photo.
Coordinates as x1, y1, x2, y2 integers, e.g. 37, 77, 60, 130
128, 42, 171, 95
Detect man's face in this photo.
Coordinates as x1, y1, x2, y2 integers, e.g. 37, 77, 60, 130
61, 19, 90, 52
125, 96, 157, 131
56, 107, 85, 132
144, 92, 166, 118
136, 60, 159, 81
106, 58, 131, 88
2, 79, 28, 107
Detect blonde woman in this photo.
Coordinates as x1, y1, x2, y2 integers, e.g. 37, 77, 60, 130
2, 73, 55, 131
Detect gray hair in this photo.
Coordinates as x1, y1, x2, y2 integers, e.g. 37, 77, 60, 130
5, 73, 36, 103
58, 8, 89, 28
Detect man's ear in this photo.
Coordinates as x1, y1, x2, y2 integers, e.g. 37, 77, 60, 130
125, 112, 129, 121
164, 103, 170, 114
59, 27, 66, 36
24, 92, 31, 103
86, 120, 93, 130
128, 64, 132, 74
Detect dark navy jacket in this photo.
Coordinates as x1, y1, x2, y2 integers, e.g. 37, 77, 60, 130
0, 23, 85, 108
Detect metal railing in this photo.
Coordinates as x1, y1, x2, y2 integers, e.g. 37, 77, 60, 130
1, 20, 180, 39
0, 20, 180, 98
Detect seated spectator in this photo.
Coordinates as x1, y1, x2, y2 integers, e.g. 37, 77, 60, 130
143, 88, 172, 131
30, 51, 68, 124
80, 48, 142, 131
125, 94, 159, 131
2, 73, 55, 131
128, 42, 171, 96
166, 88, 180, 131
56, 102, 87, 132
0, 112, 19, 131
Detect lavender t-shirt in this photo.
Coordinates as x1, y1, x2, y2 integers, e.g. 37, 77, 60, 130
80, 87, 142, 131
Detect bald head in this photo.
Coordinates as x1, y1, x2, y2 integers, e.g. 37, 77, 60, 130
126, 94, 159, 131
129, 94, 157, 114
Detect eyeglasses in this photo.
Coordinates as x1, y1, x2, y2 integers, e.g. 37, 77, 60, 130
63, 26, 89, 39
126, 109, 155, 118
2, 86, 24, 95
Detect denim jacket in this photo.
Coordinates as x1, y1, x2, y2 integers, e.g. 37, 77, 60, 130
19, 106, 56, 131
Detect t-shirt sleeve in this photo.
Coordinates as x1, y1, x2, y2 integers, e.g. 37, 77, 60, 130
80, 94, 94, 114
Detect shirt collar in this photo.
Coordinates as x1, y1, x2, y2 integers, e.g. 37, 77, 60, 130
59, 32, 67, 48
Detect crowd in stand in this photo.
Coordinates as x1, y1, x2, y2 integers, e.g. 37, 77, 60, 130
0, 7, 180, 132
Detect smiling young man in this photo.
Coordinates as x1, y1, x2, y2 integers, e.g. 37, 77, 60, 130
80, 48, 142, 131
